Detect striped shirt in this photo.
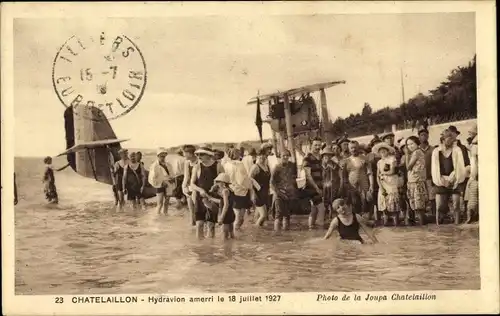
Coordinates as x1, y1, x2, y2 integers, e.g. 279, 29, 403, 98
303, 153, 323, 189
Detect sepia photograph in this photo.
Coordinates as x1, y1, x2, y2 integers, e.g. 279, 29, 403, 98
2, 1, 498, 315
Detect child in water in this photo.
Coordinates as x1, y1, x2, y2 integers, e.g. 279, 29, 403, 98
324, 198, 378, 244
42, 156, 59, 204
206, 173, 236, 240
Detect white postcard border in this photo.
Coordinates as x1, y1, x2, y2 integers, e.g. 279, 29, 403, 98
1, 1, 498, 315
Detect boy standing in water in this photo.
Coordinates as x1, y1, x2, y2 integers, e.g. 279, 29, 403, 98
270, 149, 298, 232
324, 198, 378, 244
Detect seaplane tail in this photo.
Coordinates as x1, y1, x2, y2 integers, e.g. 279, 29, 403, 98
59, 105, 127, 186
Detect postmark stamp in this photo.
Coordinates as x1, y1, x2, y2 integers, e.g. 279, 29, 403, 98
52, 33, 147, 121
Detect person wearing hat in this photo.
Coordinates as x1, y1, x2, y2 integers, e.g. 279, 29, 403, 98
431, 129, 467, 225
337, 137, 351, 160
222, 147, 255, 230
249, 148, 272, 227
190, 146, 224, 238
320, 146, 344, 221
148, 148, 175, 215
113, 148, 130, 209
448, 125, 471, 170
382, 132, 395, 148
372, 142, 401, 226
204, 173, 236, 239
181, 144, 198, 226
418, 128, 437, 216
270, 149, 298, 231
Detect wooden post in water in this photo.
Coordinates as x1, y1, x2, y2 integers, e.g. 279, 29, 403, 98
283, 93, 297, 163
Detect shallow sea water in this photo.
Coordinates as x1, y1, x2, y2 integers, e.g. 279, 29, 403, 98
14, 157, 480, 295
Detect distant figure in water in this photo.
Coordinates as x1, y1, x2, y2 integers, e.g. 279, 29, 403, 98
42, 156, 67, 204
14, 172, 18, 205
324, 198, 378, 244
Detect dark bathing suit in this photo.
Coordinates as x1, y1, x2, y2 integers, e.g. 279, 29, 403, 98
337, 215, 364, 243
210, 190, 236, 225
303, 153, 323, 206
195, 162, 219, 223
253, 164, 271, 208
125, 164, 143, 200
156, 164, 170, 194
436, 152, 460, 195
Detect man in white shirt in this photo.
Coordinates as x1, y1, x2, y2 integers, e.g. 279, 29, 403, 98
148, 148, 175, 215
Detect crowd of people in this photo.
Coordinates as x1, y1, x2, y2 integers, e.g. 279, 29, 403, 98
37, 122, 479, 243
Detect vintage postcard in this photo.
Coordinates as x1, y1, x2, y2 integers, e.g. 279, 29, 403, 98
1, 1, 498, 315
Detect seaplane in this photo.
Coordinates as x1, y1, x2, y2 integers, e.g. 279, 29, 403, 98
247, 80, 346, 163
57, 105, 182, 199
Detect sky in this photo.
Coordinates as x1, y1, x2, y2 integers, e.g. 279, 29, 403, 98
13, 13, 475, 157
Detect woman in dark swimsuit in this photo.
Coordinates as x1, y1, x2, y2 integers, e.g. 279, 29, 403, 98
324, 198, 378, 244
114, 149, 129, 210
249, 149, 271, 227
190, 147, 223, 239
123, 152, 147, 210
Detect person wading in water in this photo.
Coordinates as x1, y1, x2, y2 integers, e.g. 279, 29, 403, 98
134, 151, 147, 208
181, 144, 198, 226
303, 137, 327, 230
205, 173, 236, 240
320, 146, 343, 222
122, 152, 147, 210
324, 198, 378, 244
464, 124, 478, 223
404, 136, 428, 225
342, 141, 374, 217
418, 128, 437, 217
431, 129, 466, 225
249, 148, 271, 227
190, 146, 224, 239
373, 142, 400, 226
148, 148, 175, 215
114, 149, 130, 210
222, 148, 254, 230
270, 149, 298, 232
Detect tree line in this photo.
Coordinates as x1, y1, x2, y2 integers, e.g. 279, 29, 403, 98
325, 55, 477, 138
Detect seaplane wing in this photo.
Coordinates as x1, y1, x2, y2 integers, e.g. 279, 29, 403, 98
57, 139, 129, 156
247, 80, 346, 105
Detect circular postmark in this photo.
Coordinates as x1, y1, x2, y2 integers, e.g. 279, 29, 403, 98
52, 33, 147, 121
